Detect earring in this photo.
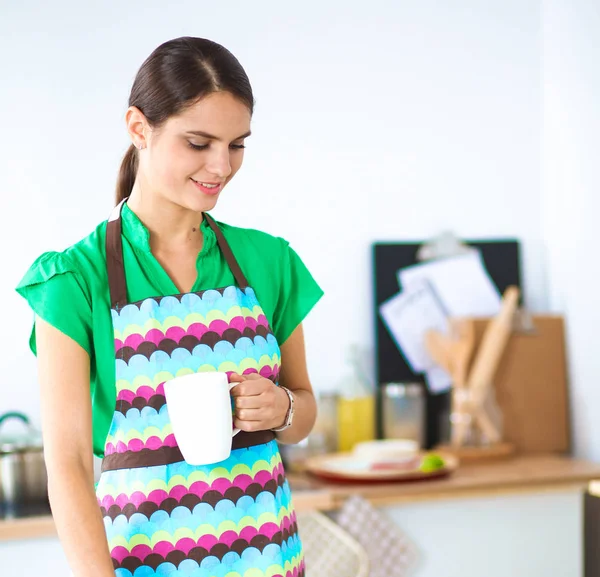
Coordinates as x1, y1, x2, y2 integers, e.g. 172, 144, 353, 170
137, 143, 146, 150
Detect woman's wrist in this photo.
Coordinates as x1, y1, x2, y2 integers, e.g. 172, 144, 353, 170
271, 385, 294, 432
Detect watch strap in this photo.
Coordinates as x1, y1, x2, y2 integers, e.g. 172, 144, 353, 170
271, 386, 295, 432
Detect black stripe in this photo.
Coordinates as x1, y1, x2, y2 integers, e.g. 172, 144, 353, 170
101, 432, 276, 472
113, 522, 300, 572
100, 474, 286, 520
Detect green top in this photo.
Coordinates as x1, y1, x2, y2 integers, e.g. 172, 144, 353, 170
16, 203, 323, 457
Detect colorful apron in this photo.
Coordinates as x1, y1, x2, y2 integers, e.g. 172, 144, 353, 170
95, 202, 304, 577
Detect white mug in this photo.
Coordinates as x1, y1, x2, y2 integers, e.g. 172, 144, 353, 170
164, 371, 240, 465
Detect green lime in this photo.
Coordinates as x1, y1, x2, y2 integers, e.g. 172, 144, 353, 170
420, 453, 445, 472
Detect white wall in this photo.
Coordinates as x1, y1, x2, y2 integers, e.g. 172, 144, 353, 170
1, 0, 543, 413
543, 0, 600, 461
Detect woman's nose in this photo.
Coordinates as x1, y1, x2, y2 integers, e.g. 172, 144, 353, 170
205, 146, 232, 179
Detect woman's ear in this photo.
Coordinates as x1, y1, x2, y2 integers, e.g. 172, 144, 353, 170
125, 106, 149, 150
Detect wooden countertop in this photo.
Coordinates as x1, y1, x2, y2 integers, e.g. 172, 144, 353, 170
2, 454, 599, 542
289, 453, 600, 509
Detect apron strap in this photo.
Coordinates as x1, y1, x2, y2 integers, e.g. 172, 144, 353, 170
106, 200, 128, 310
203, 213, 249, 290
105, 203, 250, 310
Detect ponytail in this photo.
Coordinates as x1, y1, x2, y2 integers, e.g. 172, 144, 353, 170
115, 144, 138, 204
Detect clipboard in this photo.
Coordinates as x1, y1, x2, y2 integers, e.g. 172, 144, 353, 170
372, 237, 522, 448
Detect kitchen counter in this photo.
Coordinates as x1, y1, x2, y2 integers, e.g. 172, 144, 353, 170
1, 454, 599, 542
289, 453, 600, 509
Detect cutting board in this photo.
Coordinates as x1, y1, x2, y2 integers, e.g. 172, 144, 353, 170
471, 315, 570, 453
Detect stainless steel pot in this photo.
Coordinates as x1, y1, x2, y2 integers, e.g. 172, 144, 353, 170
0, 412, 48, 509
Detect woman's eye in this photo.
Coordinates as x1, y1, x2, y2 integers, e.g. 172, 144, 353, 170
187, 142, 245, 151
188, 142, 208, 151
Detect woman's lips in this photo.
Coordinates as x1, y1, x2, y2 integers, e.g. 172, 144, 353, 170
191, 179, 223, 196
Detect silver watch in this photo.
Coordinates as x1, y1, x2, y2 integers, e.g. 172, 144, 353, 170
271, 386, 295, 432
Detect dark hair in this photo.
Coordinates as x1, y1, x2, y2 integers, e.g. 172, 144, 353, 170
115, 37, 254, 204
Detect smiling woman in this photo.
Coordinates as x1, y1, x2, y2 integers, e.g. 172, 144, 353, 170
124, 92, 252, 214
15, 37, 322, 577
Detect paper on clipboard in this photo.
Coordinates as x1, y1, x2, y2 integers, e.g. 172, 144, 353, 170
424, 365, 452, 395
378, 280, 450, 378
397, 251, 501, 317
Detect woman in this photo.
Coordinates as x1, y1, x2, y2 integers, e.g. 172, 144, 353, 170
17, 37, 322, 577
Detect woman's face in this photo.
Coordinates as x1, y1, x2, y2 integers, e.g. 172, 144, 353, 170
136, 91, 251, 213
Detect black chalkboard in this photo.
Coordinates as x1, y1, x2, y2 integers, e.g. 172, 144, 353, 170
372, 240, 522, 448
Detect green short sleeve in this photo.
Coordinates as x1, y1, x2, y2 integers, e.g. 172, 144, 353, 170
15, 252, 93, 355
273, 243, 324, 344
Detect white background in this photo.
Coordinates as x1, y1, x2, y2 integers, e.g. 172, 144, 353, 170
1, 1, 598, 575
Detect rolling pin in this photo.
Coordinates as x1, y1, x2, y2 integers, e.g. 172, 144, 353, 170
454, 286, 520, 446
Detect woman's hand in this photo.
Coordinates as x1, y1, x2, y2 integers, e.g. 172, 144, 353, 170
229, 373, 290, 432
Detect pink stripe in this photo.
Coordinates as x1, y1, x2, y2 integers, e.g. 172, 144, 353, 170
187, 323, 209, 340
107, 433, 178, 455
175, 537, 196, 555
228, 316, 246, 332
232, 474, 254, 492
168, 484, 188, 501
189, 481, 210, 498
259, 366, 276, 379
145, 489, 168, 506
219, 530, 239, 548
115, 494, 130, 509
100, 495, 114, 509
111, 545, 131, 564
116, 390, 137, 403
130, 544, 152, 561
166, 326, 186, 343
254, 470, 275, 486
209, 319, 229, 335
256, 522, 280, 540
239, 526, 258, 542
114, 339, 124, 350
197, 533, 219, 551
153, 540, 173, 558
135, 385, 158, 401
163, 434, 177, 447
244, 317, 258, 331
128, 438, 145, 452
145, 436, 163, 451
280, 515, 293, 533
211, 477, 232, 495
145, 328, 165, 346
116, 385, 158, 403
129, 491, 147, 508
124, 333, 145, 350
257, 315, 269, 328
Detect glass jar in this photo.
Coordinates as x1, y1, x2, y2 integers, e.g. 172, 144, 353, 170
381, 382, 425, 448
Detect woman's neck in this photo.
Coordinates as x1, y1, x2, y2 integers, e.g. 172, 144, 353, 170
127, 182, 204, 253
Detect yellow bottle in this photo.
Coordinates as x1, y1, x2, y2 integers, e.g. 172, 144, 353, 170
337, 395, 376, 453
336, 345, 376, 452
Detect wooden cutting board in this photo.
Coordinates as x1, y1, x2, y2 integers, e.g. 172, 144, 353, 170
471, 315, 571, 453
